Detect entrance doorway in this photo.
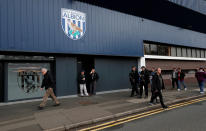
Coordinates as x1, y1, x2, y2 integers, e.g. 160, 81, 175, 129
77, 56, 95, 94
0, 63, 4, 102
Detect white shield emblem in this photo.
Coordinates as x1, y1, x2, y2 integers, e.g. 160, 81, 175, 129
61, 8, 86, 40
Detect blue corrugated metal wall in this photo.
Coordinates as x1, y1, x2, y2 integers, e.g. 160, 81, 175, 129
95, 57, 137, 92
0, 0, 206, 57
168, 0, 206, 16
56, 57, 77, 96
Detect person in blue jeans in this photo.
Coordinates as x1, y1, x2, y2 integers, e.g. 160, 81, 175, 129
195, 68, 206, 94
177, 68, 187, 91
150, 67, 156, 86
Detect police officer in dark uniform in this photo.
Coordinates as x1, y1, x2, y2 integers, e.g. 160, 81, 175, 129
139, 66, 150, 98
129, 66, 140, 97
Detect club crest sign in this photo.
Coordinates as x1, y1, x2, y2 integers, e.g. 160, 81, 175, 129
61, 8, 86, 40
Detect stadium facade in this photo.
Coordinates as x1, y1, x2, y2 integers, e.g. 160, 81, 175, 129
0, 0, 206, 102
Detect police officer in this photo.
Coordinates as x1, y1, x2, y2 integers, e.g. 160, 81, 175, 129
129, 66, 140, 97
139, 66, 150, 98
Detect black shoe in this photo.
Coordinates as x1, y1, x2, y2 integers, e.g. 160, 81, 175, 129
130, 95, 134, 97
38, 106, 44, 110
54, 103, 60, 107
162, 105, 168, 109
138, 96, 142, 99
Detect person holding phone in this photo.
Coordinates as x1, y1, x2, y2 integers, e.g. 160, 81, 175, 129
89, 68, 99, 96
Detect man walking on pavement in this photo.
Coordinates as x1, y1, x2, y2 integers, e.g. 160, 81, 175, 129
139, 66, 150, 98
39, 68, 60, 109
129, 66, 140, 97
171, 67, 178, 89
89, 68, 99, 96
149, 68, 168, 109
195, 67, 206, 94
150, 68, 158, 103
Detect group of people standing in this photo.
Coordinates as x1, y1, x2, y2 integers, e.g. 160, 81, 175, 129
129, 66, 150, 98
129, 65, 206, 109
129, 66, 168, 109
78, 68, 99, 97
171, 67, 187, 91
172, 67, 206, 93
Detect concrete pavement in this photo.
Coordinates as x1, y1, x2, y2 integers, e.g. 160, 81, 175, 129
0, 86, 204, 131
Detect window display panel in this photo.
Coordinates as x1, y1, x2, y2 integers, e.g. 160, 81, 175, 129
158, 45, 169, 56
150, 44, 158, 55
7, 63, 50, 101
144, 44, 150, 54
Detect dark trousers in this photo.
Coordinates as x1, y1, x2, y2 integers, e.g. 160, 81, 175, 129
90, 81, 96, 95
150, 91, 165, 107
172, 78, 178, 88
140, 82, 149, 97
131, 83, 139, 96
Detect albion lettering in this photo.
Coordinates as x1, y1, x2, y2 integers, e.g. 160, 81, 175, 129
62, 10, 86, 21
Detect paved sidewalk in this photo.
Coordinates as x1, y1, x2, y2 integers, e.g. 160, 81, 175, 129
0, 86, 204, 131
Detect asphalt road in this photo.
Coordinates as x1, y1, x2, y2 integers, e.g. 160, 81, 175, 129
102, 100, 206, 131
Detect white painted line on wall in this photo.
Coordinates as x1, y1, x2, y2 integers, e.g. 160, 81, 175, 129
145, 55, 206, 61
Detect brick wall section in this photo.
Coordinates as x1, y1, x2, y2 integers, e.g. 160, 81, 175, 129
148, 77, 198, 89
146, 59, 202, 88
163, 77, 198, 88
146, 59, 206, 70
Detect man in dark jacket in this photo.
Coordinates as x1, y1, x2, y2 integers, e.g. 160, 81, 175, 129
139, 66, 150, 98
39, 68, 60, 109
171, 67, 178, 89
149, 68, 168, 109
177, 68, 187, 91
129, 66, 140, 97
89, 68, 99, 95
78, 70, 89, 97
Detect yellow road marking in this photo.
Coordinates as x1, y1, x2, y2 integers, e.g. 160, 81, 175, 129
79, 97, 206, 131
79, 108, 163, 131
91, 110, 165, 131
92, 98, 206, 131
79, 108, 162, 131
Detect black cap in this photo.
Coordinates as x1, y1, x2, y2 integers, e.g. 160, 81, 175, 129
141, 66, 146, 69
199, 67, 204, 70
